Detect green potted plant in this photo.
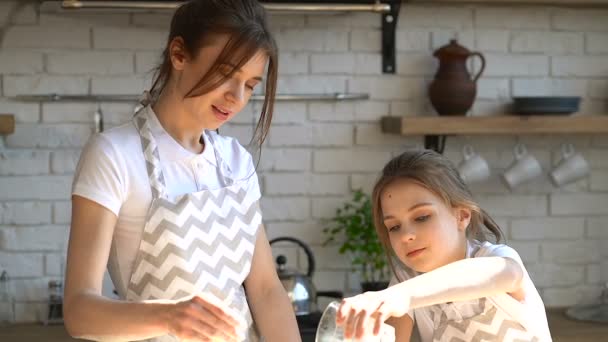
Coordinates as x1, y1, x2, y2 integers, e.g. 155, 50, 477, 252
323, 189, 390, 292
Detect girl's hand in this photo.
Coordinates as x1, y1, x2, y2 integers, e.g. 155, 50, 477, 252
165, 293, 246, 342
336, 288, 411, 340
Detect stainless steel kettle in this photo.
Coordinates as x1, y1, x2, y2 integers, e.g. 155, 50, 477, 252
269, 236, 342, 316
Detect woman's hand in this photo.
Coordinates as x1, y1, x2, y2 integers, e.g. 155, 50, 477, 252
165, 293, 246, 342
336, 288, 411, 340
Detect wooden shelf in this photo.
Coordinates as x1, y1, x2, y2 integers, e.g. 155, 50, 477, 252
0, 114, 15, 135
407, 0, 608, 7
382, 115, 608, 136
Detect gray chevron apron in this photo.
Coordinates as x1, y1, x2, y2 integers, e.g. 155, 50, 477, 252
429, 298, 539, 342
126, 106, 261, 342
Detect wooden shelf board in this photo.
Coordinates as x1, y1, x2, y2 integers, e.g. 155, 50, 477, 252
0, 114, 15, 135
382, 115, 608, 136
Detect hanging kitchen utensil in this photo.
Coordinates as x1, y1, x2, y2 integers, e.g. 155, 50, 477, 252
44, 280, 63, 325
0, 271, 14, 325
94, 104, 104, 133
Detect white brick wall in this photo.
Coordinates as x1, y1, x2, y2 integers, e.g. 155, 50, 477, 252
42, 103, 97, 123
3, 26, 90, 49
0, 202, 52, 225
313, 149, 392, 172
474, 30, 509, 52
47, 51, 134, 75
483, 54, 549, 77
0, 225, 68, 251
4, 76, 89, 97
587, 33, 608, 54
91, 75, 152, 95
274, 29, 349, 52
0, 2, 37, 26
512, 78, 587, 97
475, 7, 550, 29
0, 151, 50, 175
552, 56, 608, 77
0, 51, 43, 75
6, 124, 92, 148
93, 27, 166, 50
511, 217, 584, 240
510, 32, 583, 55
0, 2, 607, 322
552, 10, 608, 31
400, 6, 473, 29
0, 101, 39, 123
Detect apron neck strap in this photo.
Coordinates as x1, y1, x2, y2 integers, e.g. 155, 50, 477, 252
204, 131, 235, 187
133, 104, 236, 198
133, 106, 167, 199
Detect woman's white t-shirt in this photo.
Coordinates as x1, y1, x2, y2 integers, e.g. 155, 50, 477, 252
390, 240, 552, 342
71, 105, 260, 298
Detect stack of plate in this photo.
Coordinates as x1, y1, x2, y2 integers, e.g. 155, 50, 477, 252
512, 96, 581, 115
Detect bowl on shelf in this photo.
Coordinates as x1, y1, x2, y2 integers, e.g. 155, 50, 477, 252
512, 96, 581, 115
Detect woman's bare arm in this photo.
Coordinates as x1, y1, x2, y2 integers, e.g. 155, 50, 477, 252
244, 227, 301, 342
63, 195, 170, 341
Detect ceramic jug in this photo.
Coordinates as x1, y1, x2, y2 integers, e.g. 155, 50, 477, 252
428, 39, 486, 116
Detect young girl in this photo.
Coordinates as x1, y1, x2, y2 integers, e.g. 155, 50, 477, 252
63, 1, 300, 341
336, 150, 552, 342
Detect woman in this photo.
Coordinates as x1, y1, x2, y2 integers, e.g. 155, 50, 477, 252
63, 1, 300, 341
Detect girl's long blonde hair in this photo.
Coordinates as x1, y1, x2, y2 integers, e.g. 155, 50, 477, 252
371, 150, 504, 281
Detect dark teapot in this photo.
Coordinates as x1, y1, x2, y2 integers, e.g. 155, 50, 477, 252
269, 237, 342, 316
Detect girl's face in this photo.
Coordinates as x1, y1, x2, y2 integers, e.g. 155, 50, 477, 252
171, 34, 267, 130
381, 178, 471, 273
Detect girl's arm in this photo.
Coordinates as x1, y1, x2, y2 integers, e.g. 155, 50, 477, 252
393, 256, 524, 310
338, 256, 524, 339
64, 196, 242, 342
244, 227, 302, 342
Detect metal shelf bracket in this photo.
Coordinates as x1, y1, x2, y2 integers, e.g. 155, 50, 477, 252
381, 0, 401, 74
424, 135, 447, 154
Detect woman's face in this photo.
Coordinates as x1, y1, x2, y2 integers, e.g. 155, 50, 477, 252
380, 178, 470, 273
171, 34, 268, 130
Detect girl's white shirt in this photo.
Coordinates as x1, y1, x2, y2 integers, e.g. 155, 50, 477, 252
71, 105, 260, 298
390, 240, 552, 342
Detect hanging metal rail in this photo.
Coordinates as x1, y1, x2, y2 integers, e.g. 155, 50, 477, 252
59, 1, 391, 13
55, 0, 400, 74
13, 93, 369, 103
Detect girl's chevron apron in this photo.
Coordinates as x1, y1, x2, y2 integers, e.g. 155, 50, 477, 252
429, 298, 539, 342
126, 106, 261, 342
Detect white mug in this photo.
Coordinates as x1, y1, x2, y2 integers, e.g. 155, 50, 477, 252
502, 143, 542, 190
550, 143, 590, 187
457, 145, 491, 184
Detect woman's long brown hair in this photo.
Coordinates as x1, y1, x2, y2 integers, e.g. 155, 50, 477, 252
149, 0, 278, 147
371, 150, 504, 281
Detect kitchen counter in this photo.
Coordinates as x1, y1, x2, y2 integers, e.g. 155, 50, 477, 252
545, 309, 607, 342
0, 309, 606, 341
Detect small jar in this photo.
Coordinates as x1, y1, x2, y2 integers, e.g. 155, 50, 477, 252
45, 280, 63, 325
